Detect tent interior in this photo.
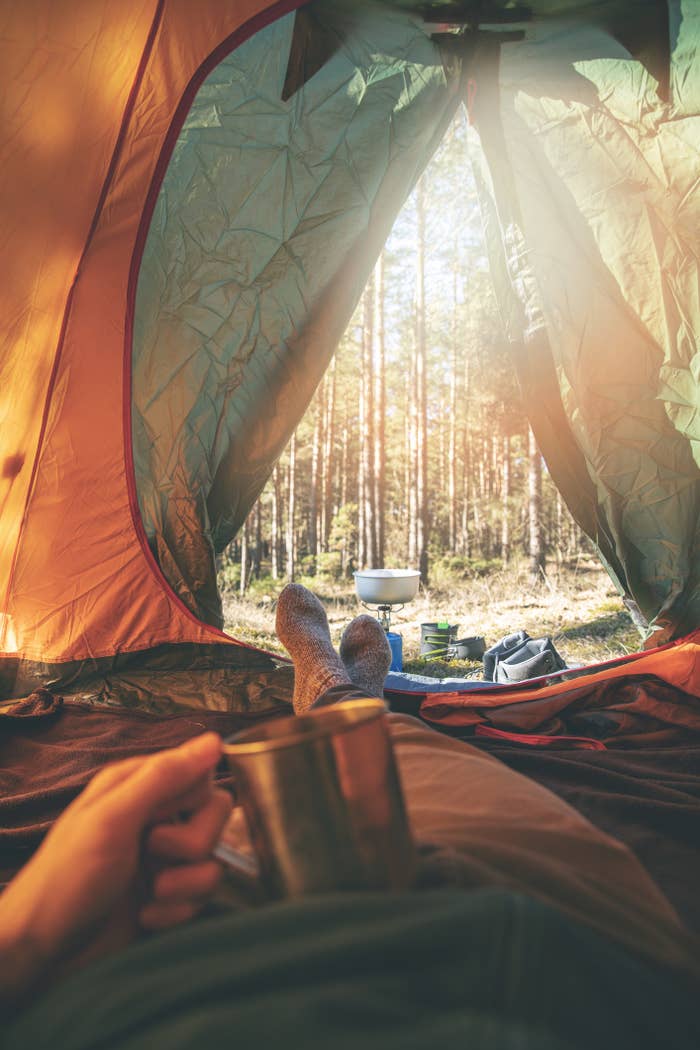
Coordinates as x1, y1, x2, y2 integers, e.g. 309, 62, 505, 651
1, 0, 700, 1001
2, 0, 700, 704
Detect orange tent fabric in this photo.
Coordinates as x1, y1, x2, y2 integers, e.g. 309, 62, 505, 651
1, 1, 299, 668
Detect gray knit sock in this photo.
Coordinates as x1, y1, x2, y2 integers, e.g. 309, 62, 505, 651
275, 584, 350, 714
339, 615, 392, 699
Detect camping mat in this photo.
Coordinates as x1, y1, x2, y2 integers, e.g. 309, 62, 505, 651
1, 696, 699, 938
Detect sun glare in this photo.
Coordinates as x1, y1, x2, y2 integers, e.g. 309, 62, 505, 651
0, 614, 18, 655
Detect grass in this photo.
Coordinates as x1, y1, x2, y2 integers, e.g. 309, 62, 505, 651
220, 555, 643, 678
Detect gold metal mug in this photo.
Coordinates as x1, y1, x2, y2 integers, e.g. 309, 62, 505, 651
215, 699, 416, 900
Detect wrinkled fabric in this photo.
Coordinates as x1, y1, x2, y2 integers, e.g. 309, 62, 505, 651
471, 1, 700, 640
133, 2, 463, 624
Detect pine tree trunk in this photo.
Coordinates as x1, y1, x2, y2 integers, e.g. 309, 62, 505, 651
555, 490, 564, 565
448, 314, 458, 555
501, 432, 511, 563
461, 356, 471, 557
253, 499, 262, 579
374, 253, 386, 567
439, 418, 446, 520
271, 463, 281, 580
340, 411, 348, 510
358, 277, 376, 568
286, 433, 296, 581
358, 310, 366, 567
415, 177, 429, 585
568, 507, 578, 559
239, 516, 248, 595
461, 428, 470, 557
309, 384, 323, 562
321, 357, 336, 551
484, 420, 495, 557
528, 426, 546, 582
407, 350, 417, 565
474, 430, 484, 556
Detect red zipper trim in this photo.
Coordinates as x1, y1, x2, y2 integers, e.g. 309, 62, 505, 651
474, 724, 607, 750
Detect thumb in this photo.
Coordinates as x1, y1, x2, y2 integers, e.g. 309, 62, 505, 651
108, 733, 223, 824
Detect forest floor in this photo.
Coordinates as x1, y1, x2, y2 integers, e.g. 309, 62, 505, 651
220, 555, 643, 679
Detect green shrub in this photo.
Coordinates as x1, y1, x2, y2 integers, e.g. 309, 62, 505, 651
245, 574, 279, 600
218, 561, 241, 590
431, 554, 503, 587
403, 657, 482, 680
317, 551, 343, 580
469, 557, 502, 576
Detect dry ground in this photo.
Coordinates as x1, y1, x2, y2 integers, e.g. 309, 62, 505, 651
220, 555, 642, 678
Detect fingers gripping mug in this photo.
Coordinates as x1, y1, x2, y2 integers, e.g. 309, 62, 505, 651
214, 699, 416, 900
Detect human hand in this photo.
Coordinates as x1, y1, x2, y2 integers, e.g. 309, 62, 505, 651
0, 732, 232, 1003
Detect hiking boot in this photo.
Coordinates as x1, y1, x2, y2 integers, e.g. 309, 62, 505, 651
483, 630, 530, 681
494, 636, 567, 684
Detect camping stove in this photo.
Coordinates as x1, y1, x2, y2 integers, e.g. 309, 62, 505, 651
354, 569, 420, 627
364, 603, 396, 632
353, 570, 420, 671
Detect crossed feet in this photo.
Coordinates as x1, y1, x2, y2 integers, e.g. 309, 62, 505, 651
275, 583, 392, 714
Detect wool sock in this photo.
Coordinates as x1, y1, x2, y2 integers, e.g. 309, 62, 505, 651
275, 583, 350, 713
339, 614, 392, 699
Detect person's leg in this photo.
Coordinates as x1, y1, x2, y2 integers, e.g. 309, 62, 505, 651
275, 584, 350, 713
275, 586, 391, 711
276, 584, 696, 977
339, 615, 392, 698
387, 714, 697, 978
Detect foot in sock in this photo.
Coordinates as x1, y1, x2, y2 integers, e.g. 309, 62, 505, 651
275, 583, 350, 713
339, 615, 392, 699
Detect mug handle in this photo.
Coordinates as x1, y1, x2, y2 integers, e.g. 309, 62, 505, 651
213, 840, 259, 881
213, 839, 271, 903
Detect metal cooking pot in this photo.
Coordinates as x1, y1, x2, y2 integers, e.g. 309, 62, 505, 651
354, 569, 420, 605
420, 627, 485, 661
451, 636, 486, 660
420, 622, 458, 656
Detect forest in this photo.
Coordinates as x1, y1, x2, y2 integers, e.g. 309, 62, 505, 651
219, 112, 587, 597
